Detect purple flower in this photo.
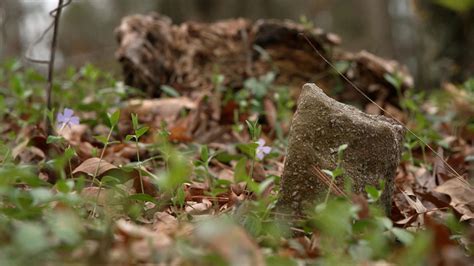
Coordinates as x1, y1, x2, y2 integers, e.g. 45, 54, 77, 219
57, 108, 79, 129
255, 138, 271, 160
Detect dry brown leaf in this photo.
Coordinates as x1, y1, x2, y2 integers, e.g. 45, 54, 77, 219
112, 219, 172, 262
132, 174, 158, 196
80, 187, 112, 206
126, 97, 196, 123
72, 157, 117, 177
400, 188, 427, 214
169, 124, 193, 143
351, 194, 370, 219
434, 178, 474, 221
413, 166, 436, 189
185, 199, 212, 214
152, 212, 178, 233
263, 98, 277, 130
59, 124, 88, 144
444, 82, 474, 117
195, 222, 264, 266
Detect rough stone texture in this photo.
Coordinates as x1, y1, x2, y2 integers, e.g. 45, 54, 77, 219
277, 83, 405, 215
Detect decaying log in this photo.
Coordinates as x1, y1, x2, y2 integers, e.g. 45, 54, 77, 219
115, 13, 412, 111
276, 83, 405, 215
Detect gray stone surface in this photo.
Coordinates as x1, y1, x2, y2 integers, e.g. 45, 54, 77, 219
277, 83, 405, 215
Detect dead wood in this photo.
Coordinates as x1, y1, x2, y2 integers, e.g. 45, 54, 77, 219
115, 13, 411, 107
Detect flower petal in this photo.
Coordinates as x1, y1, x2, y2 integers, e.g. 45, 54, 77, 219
63, 108, 74, 118
57, 113, 66, 123
256, 138, 265, 147
261, 146, 271, 154
69, 116, 80, 125
256, 150, 264, 160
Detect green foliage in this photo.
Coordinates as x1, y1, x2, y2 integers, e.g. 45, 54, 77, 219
434, 0, 474, 12
0, 61, 470, 265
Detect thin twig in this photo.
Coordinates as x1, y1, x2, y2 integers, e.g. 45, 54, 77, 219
311, 166, 347, 197
23, 0, 72, 135
45, 0, 65, 135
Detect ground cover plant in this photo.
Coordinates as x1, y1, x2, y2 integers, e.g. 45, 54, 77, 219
0, 56, 472, 265
0, 2, 473, 265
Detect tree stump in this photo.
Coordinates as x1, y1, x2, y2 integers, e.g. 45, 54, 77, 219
277, 83, 405, 215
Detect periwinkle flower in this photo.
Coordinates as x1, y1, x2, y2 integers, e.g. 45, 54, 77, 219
255, 138, 271, 160
57, 108, 80, 130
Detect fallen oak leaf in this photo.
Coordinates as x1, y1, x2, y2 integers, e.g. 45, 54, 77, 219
185, 199, 212, 215
399, 186, 427, 214
152, 212, 178, 234
125, 97, 196, 119
434, 178, 474, 221
72, 157, 117, 178
398, 187, 427, 227
113, 219, 173, 262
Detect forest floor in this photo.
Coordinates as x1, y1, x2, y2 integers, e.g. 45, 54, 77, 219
0, 48, 473, 264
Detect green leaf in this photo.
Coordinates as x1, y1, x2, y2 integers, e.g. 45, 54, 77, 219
30, 188, 53, 205
14, 222, 49, 254
128, 193, 156, 203
392, 228, 414, 245
200, 145, 209, 162
49, 212, 83, 245
135, 126, 149, 138
94, 135, 109, 145
174, 186, 186, 207
321, 169, 334, 178
46, 108, 55, 126
245, 120, 254, 134
125, 134, 136, 142
365, 185, 381, 202
384, 73, 402, 90
338, 143, 348, 153
46, 135, 65, 144
131, 113, 139, 130
266, 256, 298, 266
332, 167, 344, 178
56, 179, 74, 193
334, 60, 350, 73
214, 179, 232, 187
109, 110, 120, 127
64, 146, 76, 159
234, 157, 249, 182
101, 175, 122, 186
236, 143, 258, 159
160, 84, 180, 97
377, 217, 393, 230
243, 214, 262, 237
215, 151, 240, 163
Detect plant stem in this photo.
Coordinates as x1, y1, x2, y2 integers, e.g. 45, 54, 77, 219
249, 159, 255, 181
324, 174, 336, 204
45, 0, 65, 136
90, 125, 114, 217
135, 140, 145, 194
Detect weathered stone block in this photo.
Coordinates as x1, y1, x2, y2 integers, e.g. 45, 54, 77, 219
277, 83, 404, 215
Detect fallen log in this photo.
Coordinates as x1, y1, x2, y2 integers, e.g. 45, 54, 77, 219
115, 13, 412, 111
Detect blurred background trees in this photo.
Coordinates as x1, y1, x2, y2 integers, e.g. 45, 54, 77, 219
0, 0, 473, 87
